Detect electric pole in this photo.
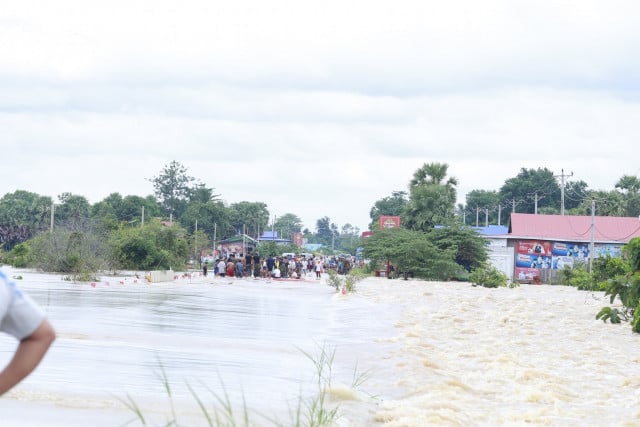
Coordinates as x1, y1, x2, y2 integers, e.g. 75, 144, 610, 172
554, 168, 573, 215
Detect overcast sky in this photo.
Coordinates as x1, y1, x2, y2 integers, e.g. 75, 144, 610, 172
2, 1, 639, 232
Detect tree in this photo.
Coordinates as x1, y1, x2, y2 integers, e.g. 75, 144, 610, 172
403, 163, 458, 231
404, 184, 455, 231
0, 190, 52, 230
615, 174, 640, 217
55, 193, 91, 231
274, 213, 303, 241
228, 202, 270, 239
149, 161, 195, 219
29, 229, 107, 278
427, 226, 488, 272
464, 190, 501, 226
108, 219, 189, 271
369, 191, 408, 230
181, 199, 231, 243
337, 223, 361, 254
409, 162, 458, 188
563, 180, 589, 211
315, 216, 333, 246
572, 191, 626, 217
362, 228, 460, 280
499, 168, 560, 219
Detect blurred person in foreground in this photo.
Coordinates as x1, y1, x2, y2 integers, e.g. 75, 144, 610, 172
0, 269, 55, 395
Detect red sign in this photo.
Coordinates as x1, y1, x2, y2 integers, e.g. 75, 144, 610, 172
379, 216, 400, 229
362, 231, 373, 239
292, 232, 303, 247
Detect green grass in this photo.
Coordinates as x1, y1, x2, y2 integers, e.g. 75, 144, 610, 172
121, 344, 369, 427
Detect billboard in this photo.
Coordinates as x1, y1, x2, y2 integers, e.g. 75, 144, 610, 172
379, 215, 400, 229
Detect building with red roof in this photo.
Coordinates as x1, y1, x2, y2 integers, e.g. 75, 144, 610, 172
505, 213, 640, 283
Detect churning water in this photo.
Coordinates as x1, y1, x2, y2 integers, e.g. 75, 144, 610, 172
1, 267, 639, 426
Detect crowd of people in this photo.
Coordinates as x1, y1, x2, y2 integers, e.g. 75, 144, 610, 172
201, 253, 357, 280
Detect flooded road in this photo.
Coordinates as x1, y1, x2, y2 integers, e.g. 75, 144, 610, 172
2, 268, 639, 426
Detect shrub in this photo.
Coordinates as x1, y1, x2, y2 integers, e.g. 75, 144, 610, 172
469, 263, 508, 288
4, 242, 32, 268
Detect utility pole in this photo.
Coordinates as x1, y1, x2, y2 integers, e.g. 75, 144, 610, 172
485, 208, 489, 227
50, 202, 55, 232
213, 223, 217, 257
141, 206, 144, 227
195, 219, 198, 266
498, 204, 502, 226
476, 206, 479, 227
589, 199, 595, 272
554, 168, 573, 215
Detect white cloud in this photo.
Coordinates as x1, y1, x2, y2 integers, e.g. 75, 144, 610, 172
1, 1, 639, 231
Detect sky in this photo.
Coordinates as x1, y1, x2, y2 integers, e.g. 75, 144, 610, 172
2, 1, 640, 232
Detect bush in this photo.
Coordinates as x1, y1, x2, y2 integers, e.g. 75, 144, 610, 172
4, 242, 32, 268
469, 263, 508, 288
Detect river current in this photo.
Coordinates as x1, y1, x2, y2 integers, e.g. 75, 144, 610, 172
1, 267, 638, 426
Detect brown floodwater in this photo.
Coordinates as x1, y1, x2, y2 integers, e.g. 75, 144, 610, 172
1, 267, 638, 426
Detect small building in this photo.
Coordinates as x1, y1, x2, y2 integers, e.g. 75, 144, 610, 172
217, 234, 258, 257
472, 225, 513, 282
257, 231, 291, 245
507, 213, 640, 283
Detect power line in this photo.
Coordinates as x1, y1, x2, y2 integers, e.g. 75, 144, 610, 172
554, 168, 573, 215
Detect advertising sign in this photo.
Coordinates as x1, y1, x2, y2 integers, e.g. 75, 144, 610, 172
379, 216, 401, 229
292, 232, 303, 247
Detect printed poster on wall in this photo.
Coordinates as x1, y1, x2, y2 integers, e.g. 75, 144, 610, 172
594, 244, 622, 258
515, 240, 552, 271
515, 267, 540, 281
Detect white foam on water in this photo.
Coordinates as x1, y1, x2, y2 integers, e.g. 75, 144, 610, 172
2, 268, 640, 426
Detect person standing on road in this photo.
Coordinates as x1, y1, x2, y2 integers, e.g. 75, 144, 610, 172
0, 269, 56, 395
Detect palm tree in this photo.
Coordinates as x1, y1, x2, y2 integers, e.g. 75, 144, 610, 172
410, 162, 458, 188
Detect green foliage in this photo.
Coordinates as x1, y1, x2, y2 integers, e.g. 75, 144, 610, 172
555, 261, 599, 290
427, 226, 488, 272
569, 266, 597, 290
228, 201, 270, 239
4, 242, 32, 267
632, 299, 640, 333
108, 220, 189, 270
469, 263, 509, 288
29, 229, 106, 278
598, 271, 640, 331
325, 269, 365, 293
499, 167, 561, 218
255, 241, 280, 257
0, 190, 52, 230
465, 190, 501, 225
624, 237, 640, 272
325, 269, 342, 291
402, 163, 457, 232
55, 193, 92, 229
362, 227, 460, 281
368, 191, 408, 230
123, 345, 354, 427
596, 307, 622, 324
592, 255, 629, 282
149, 160, 195, 218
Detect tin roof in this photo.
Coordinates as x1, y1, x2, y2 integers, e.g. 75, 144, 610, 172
473, 225, 509, 236
508, 213, 640, 243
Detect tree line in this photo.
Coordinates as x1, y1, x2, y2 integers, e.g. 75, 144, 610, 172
369, 164, 640, 230
0, 161, 361, 278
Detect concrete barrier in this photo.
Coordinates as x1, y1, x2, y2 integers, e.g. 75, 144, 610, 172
148, 270, 175, 283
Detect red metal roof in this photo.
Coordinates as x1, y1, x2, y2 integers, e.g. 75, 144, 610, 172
508, 213, 640, 243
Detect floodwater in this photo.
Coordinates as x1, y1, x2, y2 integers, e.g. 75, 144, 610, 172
2, 268, 640, 426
